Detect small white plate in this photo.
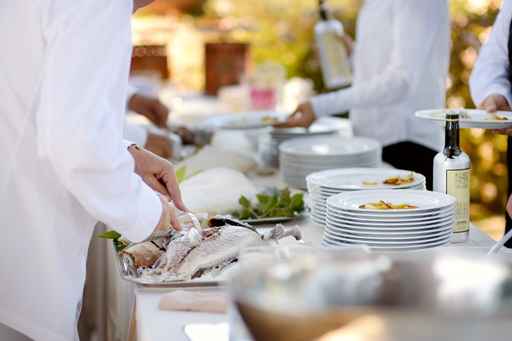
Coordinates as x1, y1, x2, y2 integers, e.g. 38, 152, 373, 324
306, 168, 426, 190
415, 109, 512, 129
327, 190, 456, 214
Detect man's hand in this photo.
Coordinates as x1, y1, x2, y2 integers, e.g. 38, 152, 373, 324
128, 93, 169, 128
478, 94, 512, 135
338, 34, 354, 57
128, 145, 187, 212
274, 101, 317, 128
154, 194, 181, 231
145, 132, 173, 159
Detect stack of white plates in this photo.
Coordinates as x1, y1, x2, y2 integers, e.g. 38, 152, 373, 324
307, 168, 426, 225
259, 118, 352, 168
279, 136, 382, 189
322, 190, 456, 251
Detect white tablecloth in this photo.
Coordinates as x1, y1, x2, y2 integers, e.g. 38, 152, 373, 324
132, 219, 494, 341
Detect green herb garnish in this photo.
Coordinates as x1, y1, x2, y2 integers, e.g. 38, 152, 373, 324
232, 188, 304, 220
97, 230, 129, 252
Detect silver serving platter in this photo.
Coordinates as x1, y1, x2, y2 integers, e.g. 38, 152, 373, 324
115, 244, 226, 288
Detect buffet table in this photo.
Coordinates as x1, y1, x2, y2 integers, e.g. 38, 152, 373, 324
128, 172, 495, 341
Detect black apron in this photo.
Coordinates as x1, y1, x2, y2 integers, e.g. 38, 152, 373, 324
505, 21, 512, 247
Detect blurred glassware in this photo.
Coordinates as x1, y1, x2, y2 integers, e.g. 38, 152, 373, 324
230, 249, 512, 341
249, 62, 286, 110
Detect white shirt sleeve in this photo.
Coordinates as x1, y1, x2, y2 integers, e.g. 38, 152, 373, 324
311, 0, 447, 116
126, 82, 138, 105
37, 0, 161, 242
470, 0, 512, 107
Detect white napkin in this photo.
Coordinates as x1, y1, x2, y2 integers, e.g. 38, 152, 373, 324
159, 290, 227, 314
180, 168, 257, 214
177, 145, 256, 175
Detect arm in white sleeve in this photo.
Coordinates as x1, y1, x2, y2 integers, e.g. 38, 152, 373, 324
312, 0, 448, 116
37, 0, 161, 242
470, 0, 512, 106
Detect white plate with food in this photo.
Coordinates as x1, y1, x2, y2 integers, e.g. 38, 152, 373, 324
415, 109, 512, 129
327, 205, 455, 220
326, 209, 454, 223
327, 190, 455, 214
307, 168, 425, 190
206, 111, 287, 130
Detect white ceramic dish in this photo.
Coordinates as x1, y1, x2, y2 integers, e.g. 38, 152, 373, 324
325, 212, 454, 227
280, 136, 381, 157
327, 190, 456, 214
206, 111, 287, 130
306, 168, 425, 190
415, 109, 512, 129
324, 229, 452, 243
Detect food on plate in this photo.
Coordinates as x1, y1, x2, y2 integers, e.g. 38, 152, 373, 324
358, 200, 417, 210
232, 188, 304, 220
261, 115, 279, 125
382, 173, 415, 186
105, 212, 302, 282
485, 112, 509, 121
362, 180, 378, 186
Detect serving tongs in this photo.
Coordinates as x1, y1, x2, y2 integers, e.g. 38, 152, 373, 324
144, 216, 257, 244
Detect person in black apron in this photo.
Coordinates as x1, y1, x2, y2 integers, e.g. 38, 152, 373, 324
470, 1, 512, 247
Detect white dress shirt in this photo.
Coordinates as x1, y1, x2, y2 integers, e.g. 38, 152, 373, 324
470, 0, 512, 106
311, 0, 450, 151
0, 1, 161, 340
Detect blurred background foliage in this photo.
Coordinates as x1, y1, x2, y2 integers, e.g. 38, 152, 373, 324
203, 0, 508, 227
137, 0, 509, 235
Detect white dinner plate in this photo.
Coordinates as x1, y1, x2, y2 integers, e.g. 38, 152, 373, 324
280, 136, 381, 157
325, 225, 453, 237
321, 238, 448, 251
326, 209, 454, 223
325, 219, 454, 232
206, 111, 287, 130
327, 205, 455, 220
323, 232, 451, 246
306, 168, 426, 190
327, 190, 456, 214
415, 109, 512, 129
326, 212, 454, 227
324, 228, 452, 243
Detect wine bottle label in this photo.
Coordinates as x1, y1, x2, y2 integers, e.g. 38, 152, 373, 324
446, 168, 470, 233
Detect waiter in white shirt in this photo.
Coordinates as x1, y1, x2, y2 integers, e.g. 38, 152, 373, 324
470, 0, 512, 247
279, 0, 450, 190
0, 1, 186, 340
